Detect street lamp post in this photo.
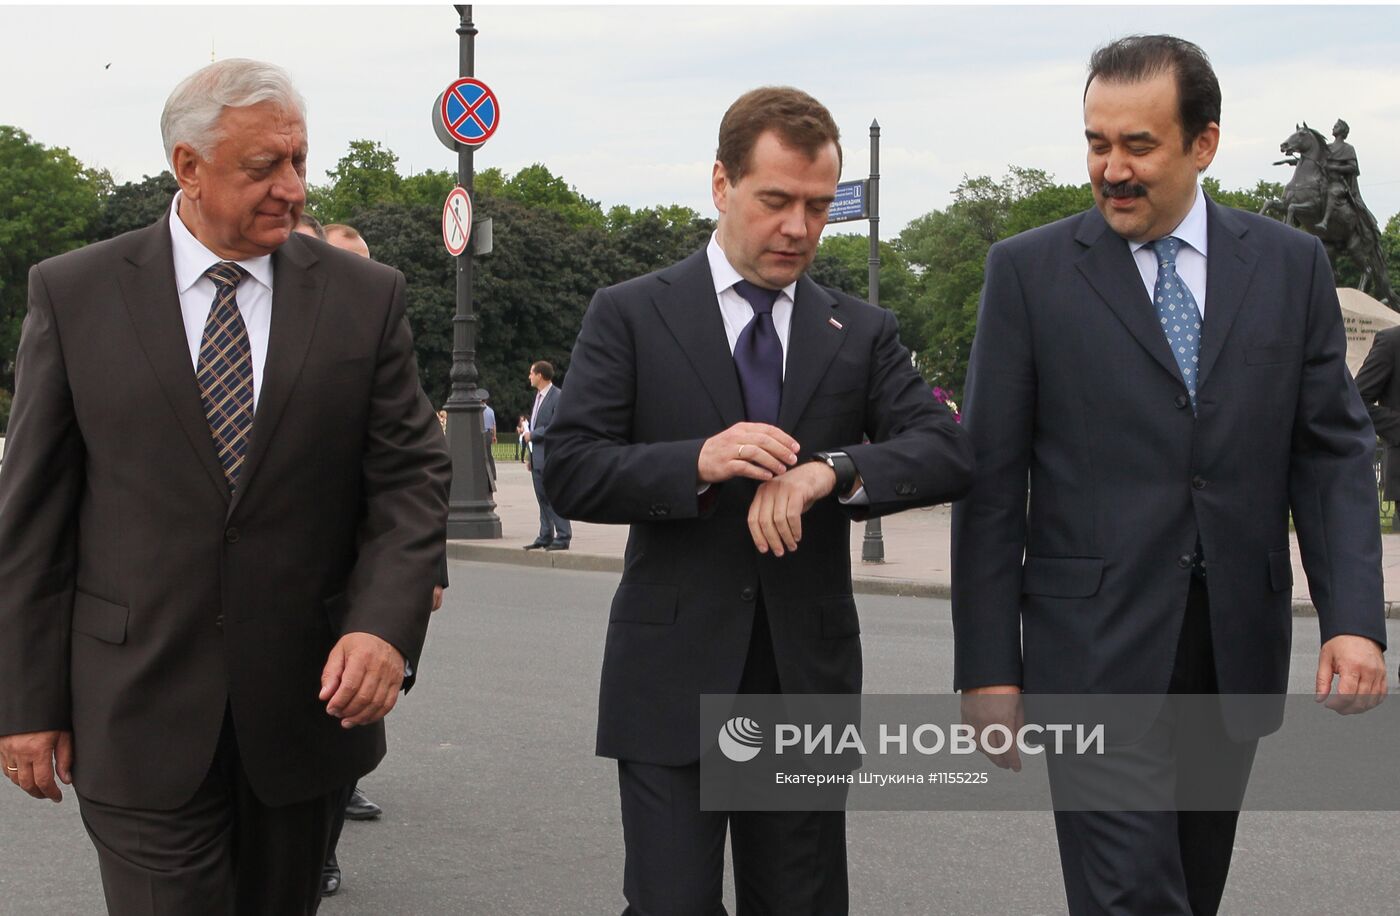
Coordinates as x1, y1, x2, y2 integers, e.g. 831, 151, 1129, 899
444, 3, 501, 539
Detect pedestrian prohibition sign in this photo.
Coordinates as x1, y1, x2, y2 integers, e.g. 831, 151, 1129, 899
442, 187, 472, 257
439, 78, 500, 147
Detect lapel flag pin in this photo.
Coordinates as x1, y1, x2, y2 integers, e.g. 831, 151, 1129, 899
828, 317, 844, 330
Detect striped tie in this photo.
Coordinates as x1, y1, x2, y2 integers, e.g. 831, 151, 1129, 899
198, 261, 255, 491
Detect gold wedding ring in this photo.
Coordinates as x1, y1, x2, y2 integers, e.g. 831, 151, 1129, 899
737, 445, 749, 459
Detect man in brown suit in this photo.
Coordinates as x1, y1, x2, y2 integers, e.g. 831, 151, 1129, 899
0, 59, 450, 914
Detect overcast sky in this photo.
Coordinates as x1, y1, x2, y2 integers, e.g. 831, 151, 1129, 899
3, 3, 1400, 238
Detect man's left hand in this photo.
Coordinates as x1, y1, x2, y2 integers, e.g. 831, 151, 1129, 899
1314, 634, 1387, 714
747, 461, 836, 556
320, 632, 407, 728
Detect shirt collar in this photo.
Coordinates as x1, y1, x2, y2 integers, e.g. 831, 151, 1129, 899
1129, 183, 1209, 258
168, 193, 275, 295
706, 232, 798, 303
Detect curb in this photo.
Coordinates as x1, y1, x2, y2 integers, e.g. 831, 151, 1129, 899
445, 542, 1400, 618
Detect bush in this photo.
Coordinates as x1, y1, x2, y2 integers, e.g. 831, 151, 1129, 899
0, 388, 10, 435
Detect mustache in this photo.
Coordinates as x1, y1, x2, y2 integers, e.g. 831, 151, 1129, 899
1101, 180, 1147, 199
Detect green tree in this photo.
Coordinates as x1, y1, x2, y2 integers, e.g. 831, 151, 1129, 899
1202, 176, 1284, 215
495, 163, 605, 230
1383, 213, 1400, 288
309, 140, 402, 223
604, 204, 713, 281
349, 188, 617, 428
0, 127, 108, 390
810, 233, 922, 355
899, 169, 1089, 393
0, 386, 11, 435
94, 171, 179, 240
399, 168, 457, 210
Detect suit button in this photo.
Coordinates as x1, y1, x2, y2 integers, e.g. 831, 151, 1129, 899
1191, 476, 1206, 490
740, 587, 755, 601
214, 614, 224, 630
225, 527, 240, 543
1174, 394, 1189, 409
1178, 555, 1193, 568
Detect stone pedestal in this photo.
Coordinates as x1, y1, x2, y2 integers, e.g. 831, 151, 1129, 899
1338, 288, 1400, 376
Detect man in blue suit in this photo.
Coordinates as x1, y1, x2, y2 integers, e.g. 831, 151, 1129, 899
952, 35, 1387, 915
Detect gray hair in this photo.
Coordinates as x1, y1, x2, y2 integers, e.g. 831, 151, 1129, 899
160, 58, 306, 165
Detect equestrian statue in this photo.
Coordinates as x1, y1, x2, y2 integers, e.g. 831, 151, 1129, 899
1262, 119, 1394, 308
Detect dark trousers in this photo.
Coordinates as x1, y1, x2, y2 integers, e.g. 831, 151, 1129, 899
617, 597, 849, 915
1050, 577, 1258, 916
77, 710, 341, 916
531, 465, 571, 544
324, 782, 357, 866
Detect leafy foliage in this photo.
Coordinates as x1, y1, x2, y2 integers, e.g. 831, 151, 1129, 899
93, 171, 179, 240
0, 127, 110, 390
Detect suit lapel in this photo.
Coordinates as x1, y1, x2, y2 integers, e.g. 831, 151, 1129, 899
1073, 209, 1185, 386
777, 276, 844, 431
115, 216, 231, 502
1197, 199, 1258, 393
228, 235, 325, 516
653, 250, 746, 428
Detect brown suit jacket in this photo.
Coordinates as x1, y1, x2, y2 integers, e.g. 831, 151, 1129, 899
0, 213, 451, 809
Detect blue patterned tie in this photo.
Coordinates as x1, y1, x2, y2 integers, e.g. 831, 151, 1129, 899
732, 279, 783, 425
1150, 237, 1201, 414
198, 261, 255, 491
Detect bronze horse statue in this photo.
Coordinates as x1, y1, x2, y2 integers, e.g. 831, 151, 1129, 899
1261, 123, 1394, 307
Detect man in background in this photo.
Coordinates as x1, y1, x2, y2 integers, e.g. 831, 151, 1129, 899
1357, 326, 1400, 528
522, 360, 570, 551
324, 222, 371, 259
480, 388, 497, 489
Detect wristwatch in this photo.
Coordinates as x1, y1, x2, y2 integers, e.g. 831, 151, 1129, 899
808, 450, 857, 497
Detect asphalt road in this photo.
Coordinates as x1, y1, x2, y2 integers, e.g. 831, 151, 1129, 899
0, 561, 1396, 914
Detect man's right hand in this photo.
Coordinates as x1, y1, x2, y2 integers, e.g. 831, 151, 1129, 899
0, 730, 73, 802
961, 685, 1024, 772
697, 422, 799, 485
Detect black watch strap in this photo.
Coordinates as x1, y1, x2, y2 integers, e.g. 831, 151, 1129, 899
810, 450, 857, 497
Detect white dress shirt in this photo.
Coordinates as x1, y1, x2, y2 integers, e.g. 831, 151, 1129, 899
168, 194, 274, 409
1128, 183, 1208, 317
706, 232, 796, 377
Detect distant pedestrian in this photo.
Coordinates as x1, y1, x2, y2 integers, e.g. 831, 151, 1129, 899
522, 361, 570, 551
480, 390, 497, 490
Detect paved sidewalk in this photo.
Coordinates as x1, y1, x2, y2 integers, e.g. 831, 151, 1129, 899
449, 461, 1400, 616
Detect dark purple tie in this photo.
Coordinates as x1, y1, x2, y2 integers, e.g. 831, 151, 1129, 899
732, 279, 783, 425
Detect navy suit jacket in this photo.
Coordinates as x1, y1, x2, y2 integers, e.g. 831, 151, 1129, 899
952, 198, 1385, 714
529, 384, 561, 471
544, 248, 973, 765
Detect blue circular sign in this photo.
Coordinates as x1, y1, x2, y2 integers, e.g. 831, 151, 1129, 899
440, 78, 500, 147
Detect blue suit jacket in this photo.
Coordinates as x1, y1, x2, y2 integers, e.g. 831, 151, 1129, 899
952, 198, 1385, 713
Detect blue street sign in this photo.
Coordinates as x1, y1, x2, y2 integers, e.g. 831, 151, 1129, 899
827, 180, 868, 223
440, 78, 500, 148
